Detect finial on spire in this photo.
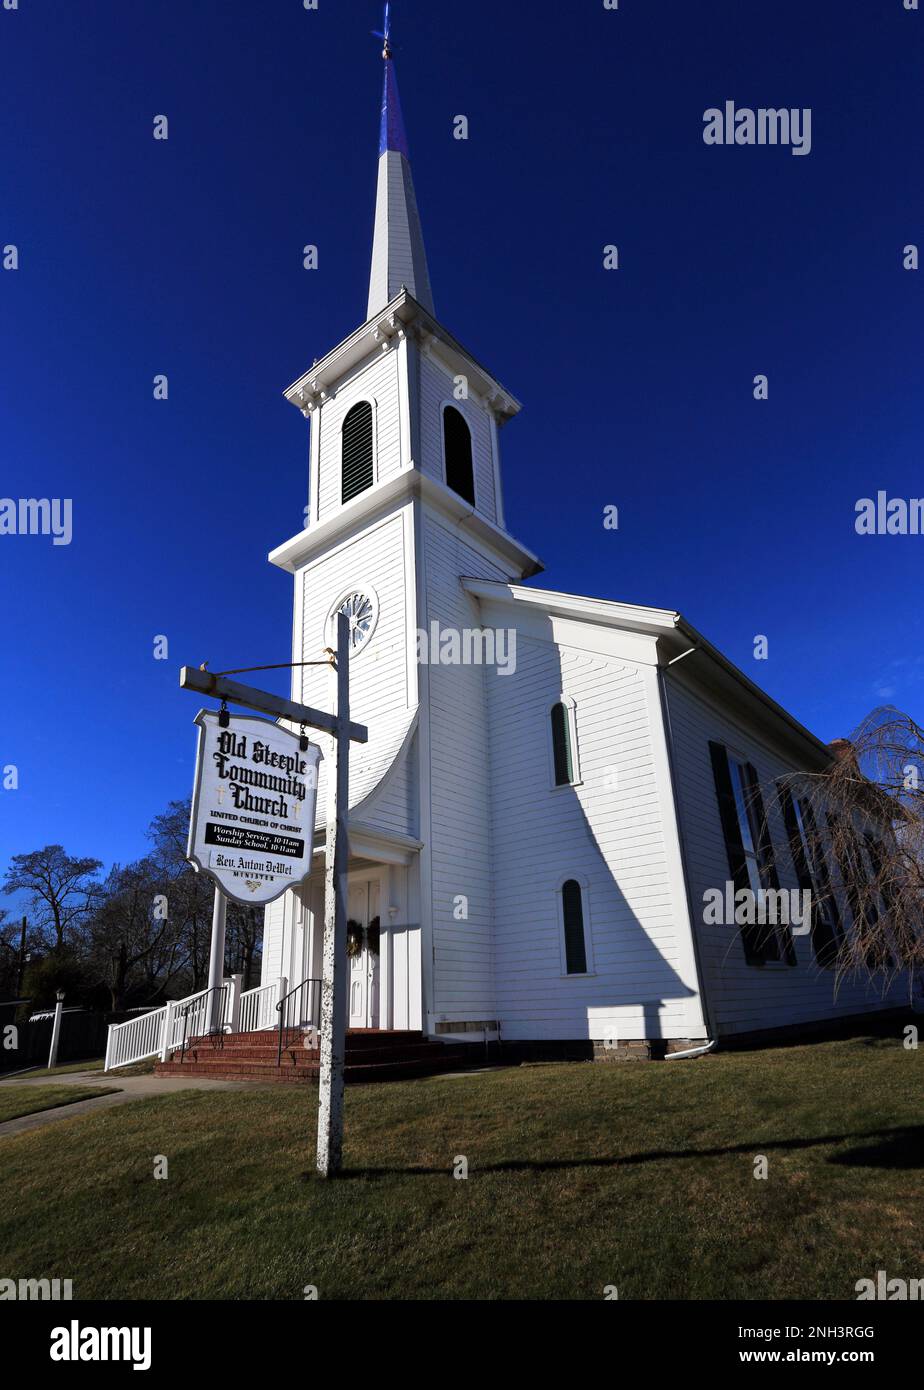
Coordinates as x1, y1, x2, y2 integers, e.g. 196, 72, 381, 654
367, 0, 435, 319
376, 7, 409, 160
372, 1, 393, 61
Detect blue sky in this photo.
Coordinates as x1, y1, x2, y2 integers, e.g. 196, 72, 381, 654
1, 0, 922, 885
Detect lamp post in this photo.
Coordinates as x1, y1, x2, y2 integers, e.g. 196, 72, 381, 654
48, 989, 65, 1070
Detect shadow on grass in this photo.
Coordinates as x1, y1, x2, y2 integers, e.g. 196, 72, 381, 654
828, 1128, 924, 1169
332, 1126, 924, 1179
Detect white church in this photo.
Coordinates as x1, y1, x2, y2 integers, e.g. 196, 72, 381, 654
252, 41, 908, 1062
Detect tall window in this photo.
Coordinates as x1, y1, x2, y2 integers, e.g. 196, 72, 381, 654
341, 401, 374, 504
709, 742, 795, 966
551, 701, 577, 786
443, 405, 475, 506
780, 787, 842, 967
561, 880, 588, 975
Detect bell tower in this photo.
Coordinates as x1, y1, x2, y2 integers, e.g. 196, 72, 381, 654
262, 8, 541, 1036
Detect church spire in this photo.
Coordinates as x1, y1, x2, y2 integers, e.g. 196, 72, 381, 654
367, 4, 435, 320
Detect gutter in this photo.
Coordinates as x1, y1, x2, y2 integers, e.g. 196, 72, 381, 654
671, 616, 833, 769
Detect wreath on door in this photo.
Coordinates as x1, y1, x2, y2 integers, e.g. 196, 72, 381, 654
346, 916, 381, 958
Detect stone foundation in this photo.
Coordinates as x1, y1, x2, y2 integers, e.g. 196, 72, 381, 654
592, 1038, 703, 1062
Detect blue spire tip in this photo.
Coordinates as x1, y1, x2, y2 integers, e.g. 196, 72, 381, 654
379, 58, 410, 159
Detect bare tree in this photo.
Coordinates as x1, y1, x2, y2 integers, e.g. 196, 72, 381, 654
226, 903, 263, 990
1, 846, 102, 953
778, 706, 924, 996
147, 799, 214, 990
0, 912, 38, 996
84, 859, 187, 1010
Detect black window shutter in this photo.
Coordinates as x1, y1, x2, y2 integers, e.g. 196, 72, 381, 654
444, 406, 476, 506
742, 763, 792, 964
562, 880, 587, 974
801, 799, 843, 963
708, 741, 764, 966
780, 785, 812, 892
551, 704, 573, 785
341, 402, 374, 504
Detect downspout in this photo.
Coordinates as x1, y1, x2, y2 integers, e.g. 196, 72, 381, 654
666, 1038, 717, 1061
656, 652, 718, 1051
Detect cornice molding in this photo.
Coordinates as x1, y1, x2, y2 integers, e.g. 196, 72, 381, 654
268, 468, 543, 581
284, 291, 521, 425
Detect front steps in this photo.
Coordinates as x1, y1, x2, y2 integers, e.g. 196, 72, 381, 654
154, 1027, 473, 1084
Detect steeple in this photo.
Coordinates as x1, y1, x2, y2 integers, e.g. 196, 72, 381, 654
366, 6, 434, 321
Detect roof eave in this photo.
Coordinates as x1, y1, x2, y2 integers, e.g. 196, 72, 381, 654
461, 578, 833, 768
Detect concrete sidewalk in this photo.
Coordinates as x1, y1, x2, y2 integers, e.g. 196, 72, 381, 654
0, 1068, 269, 1140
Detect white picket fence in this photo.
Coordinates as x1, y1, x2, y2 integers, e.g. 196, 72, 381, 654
104, 976, 285, 1072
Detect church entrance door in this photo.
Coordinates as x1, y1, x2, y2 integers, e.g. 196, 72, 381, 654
346, 875, 381, 1029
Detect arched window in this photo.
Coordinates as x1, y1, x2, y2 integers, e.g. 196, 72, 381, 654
561, 880, 588, 975
341, 401, 374, 504
443, 405, 475, 506
551, 700, 577, 787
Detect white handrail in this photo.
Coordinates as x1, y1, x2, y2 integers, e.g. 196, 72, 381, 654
104, 981, 234, 1071
105, 1005, 169, 1071
239, 981, 279, 1033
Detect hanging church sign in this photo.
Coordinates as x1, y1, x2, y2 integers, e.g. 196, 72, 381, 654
187, 710, 321, 907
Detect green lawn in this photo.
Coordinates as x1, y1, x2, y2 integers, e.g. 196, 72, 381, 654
0, 1085, 119, 1124
14, 1059, 106, 1078
0, 1036, 920, 1300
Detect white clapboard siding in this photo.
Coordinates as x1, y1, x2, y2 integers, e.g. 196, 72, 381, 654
358, 732, 419, 838
260, 894, 287, 990
423, 515, 508, 1019
316, 350, 403, 523
484, 639, 703, 1041
260, 509, 414, 992
664, 674, 909, 1036
418, 351, 497, 524
308, 706, 417, 835
297, 510, 410, 723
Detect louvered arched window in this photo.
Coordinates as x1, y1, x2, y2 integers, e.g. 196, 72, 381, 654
341, 401, 374, 505
443, 405, 475, 506
561, 879, 588, 975
551, 699, 578, 787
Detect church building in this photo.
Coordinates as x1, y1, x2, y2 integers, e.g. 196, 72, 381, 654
258, 39, 908, 1058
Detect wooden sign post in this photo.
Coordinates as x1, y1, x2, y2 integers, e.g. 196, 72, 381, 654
317, 612, 350, 1177
180, 612, 365, 1177
205, 886, 227, 1034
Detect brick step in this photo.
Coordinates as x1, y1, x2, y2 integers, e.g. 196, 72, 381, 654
153, 1028, 471, 1083
185, 1028, 425, 1053
156, 1050, 471, 1084
178, 1041, 462, 1068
